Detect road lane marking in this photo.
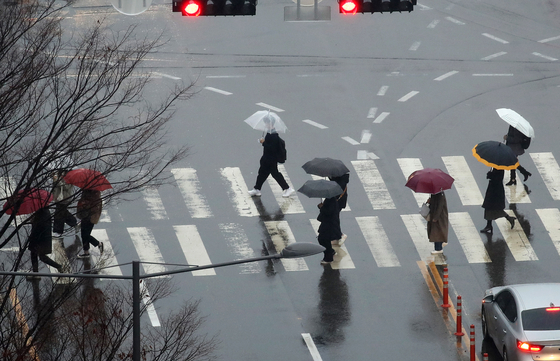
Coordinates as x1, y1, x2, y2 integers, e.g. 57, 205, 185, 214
536, 208, 560, 258
128, 227, 168, 275
409, 41, 421, 51
434, 70, 458, 81
495, 210, 538, 261
171, 168, 213, 218
90, 230, 123, 278
442, 156, 484, 206
481, 51, 507, 61
256, 103, 284, 112
264, 221, 309, 271
352, 160, 396, 210
206, 75, 246, 78
150, 72, 181, 80
448, 212, 491, 263
530, 152, 560, 200
532, 52, 558, 61
219, 223, 260, 274
204, 86, 232, 95
342, 136, 360, 145
398, 91, 419, 102
401, 214, 432, 261
427, 19, 439, 28
174, 225, 216, 276
356, 216, 400, 267
482, 33, 509, 44
367, 107, 377, 119
142, 187, 168, 220
302, 333, 323, 361
446, 17, 465, 25
539, 35, 560, 43
377, 85, 388, 96
503, 172, 531, 204
268, 164, 305, 214
472, 73, 513, 76
302, 119, 328, 129
309, 219, 355, 269
220, 167, 259, 217
397, 157, 427, 207
360, 130, 372, 143
373, 111, 390, 123
140, 279, 161, 327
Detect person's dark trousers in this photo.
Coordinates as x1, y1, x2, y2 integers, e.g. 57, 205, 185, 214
510, 166, 530, 181
31, 250, 62, 272
254, 159, 289, 190
318, 237, 335, 262
53, 203, 77, 234
81, 218, 99, 251
434, 242, 443, 251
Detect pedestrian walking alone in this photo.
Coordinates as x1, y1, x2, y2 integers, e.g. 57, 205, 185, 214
329, 173, 349, 246
480, 168, 516, 234
427, 191, 449, 254
248, 118, 295, 198
27, 207, 66, 280
504, 125, 532, 185
317, 196, 342, 265
76, 189, 104, 258
51, 171, 79, 238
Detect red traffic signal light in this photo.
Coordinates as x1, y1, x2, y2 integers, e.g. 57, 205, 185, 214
339, 0, 358, 14
173, 0, 257, 16
338, 0, 414, 13
182, 0, 202, 15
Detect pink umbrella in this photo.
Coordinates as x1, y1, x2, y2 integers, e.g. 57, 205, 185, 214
405, 168, 454, 194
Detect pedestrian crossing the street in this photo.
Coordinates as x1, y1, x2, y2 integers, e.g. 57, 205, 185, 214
7, 151, 560, 279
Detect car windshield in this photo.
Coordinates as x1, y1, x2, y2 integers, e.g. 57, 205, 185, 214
522, 308, 560, 331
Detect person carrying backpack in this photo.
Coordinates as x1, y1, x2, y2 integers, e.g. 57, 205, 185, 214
504, 125, 532, 185
248, 117, 295, 198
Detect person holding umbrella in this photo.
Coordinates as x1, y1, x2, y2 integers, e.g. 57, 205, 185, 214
76, 189, 104, 258
480, 168, 516, 234
27, 207, 67, 279
247, 115, 295, 198
51, 170, 79, 238
504, 125, 532, 185
329, 173, 349, 246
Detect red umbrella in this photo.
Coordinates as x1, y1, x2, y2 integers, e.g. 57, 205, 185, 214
405, 168, 454, 194
64, 169, 112, 191
3, 189, 53, 215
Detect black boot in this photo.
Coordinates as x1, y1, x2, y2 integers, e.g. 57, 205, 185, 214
506, 169, 516, 186
518, 166, 531, 182
508, 216, 516, 229
480, 225, 493, 234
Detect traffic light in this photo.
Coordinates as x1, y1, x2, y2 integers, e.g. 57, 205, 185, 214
172, 0, 257, 16
338, 0, 414, 14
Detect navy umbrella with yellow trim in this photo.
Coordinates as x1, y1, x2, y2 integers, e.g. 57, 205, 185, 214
472, 140, 519, 170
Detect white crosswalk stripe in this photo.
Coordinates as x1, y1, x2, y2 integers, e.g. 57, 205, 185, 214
309, 219, 355, 269
219, 223, 260, 274
90, 230, 123, 278
220, 167, 259, 217
496, 210, 538, 261
264, 221, 309, 271
536, 208, 560, 258
442, 156, 484, 206
173, 225, 215, 276
128, 227, 168, 275
355, 216, 400, 267
268, 164, 305, 214
397, 158, 427, 207
448, 212, 491, 263
142, 187, 168, 220
401, 214, 433, 262
504, 172, 531, 204
351, 160, 395, 210
530, 152, 560, 200
171, 168, 213, 218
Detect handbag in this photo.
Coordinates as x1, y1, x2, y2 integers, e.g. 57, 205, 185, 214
419, 202, 431, 221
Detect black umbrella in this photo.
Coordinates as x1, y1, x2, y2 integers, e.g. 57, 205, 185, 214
297, 180, 343, 199
302, 157, 350, 178
472, 140, 519, 170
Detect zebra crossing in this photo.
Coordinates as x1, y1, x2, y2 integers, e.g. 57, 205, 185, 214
7, 152, 560, 278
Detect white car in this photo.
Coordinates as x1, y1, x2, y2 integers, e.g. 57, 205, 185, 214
482, 283, 560, 361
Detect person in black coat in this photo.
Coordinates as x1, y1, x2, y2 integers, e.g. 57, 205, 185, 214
329, 173, 349, 246
27, 207, 65, 280
480, 168, 516, 234
248, 118, 295, 198
504, 125, 532, 185
317, 197, 342, 264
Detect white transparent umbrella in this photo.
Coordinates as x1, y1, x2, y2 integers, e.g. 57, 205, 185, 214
243, 110, 287, 134
496, 108, 535, 138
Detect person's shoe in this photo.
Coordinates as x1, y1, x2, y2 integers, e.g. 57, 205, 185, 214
282, 187, 295, 198
98, 242, 104, 254
77, 252, 90, 259
480, 226, 493, 234
337, 234, 347, 246
431, 250, 443, 254
248, 188, 261, 197
26, 274, 41, 281
320, 259, 333, 265
505, 179, 516, 186
523, 172, 532, 182
508, 216, 516, 229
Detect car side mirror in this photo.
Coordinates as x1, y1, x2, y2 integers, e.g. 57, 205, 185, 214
483, 295, 494, 303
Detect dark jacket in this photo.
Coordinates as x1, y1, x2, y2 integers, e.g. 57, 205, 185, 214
505, 125, 530, 156
261, 132, 282, 163
77, 190, 102, 224
427, 192, 448, 243
330, 173, 349, 209
317, 197, 342, 241
28, 207, 52, 254
482, 169, 506, 210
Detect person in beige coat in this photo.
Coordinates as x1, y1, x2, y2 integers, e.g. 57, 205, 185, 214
426, 191, 448, 254
76, 189, 104, 258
